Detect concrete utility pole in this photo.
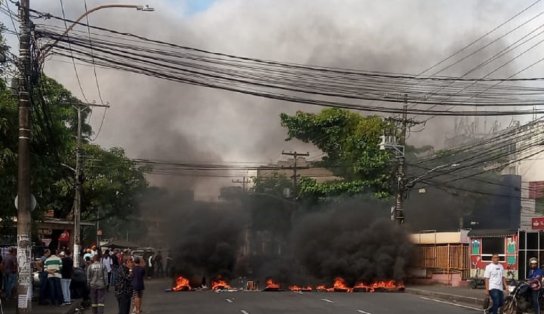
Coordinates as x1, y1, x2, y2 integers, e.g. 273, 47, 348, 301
16, 0, 33, 312
394, 99, 408, 225
381, 95, 421, 225
281, 151, 310, 193
73, 103, 108, 268
232, 177, 251, 192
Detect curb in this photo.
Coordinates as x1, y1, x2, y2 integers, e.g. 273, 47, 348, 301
405, 287, 484, 307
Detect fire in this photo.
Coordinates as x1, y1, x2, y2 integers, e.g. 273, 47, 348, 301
172, 276, 192, 292
263, 279, 280, 291
331, 277, 351, 292
353, 280, 405, 292
211, 279, 232, 291
370, 280, 405, 292
316, 284, 327, 292
289, 285, 313, 292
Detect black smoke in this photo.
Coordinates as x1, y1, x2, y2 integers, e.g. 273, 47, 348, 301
291, 198, 413, 285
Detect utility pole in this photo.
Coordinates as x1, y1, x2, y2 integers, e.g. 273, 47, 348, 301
73, 103, 108, 268
395, 99, 408, 225
232, 176, 251, 192
16, 0, 32, 312
281, 151, 310, 193
381, 95, 421, 225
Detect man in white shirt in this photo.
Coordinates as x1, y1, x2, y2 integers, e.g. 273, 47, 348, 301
484, 254, 508, 314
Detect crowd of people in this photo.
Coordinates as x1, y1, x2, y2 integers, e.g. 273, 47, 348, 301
0, 243, 168, 314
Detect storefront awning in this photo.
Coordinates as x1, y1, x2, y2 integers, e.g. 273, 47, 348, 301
467, 229, 517, 238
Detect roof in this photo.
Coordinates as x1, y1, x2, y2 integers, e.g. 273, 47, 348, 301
101, 239, 140, 249
467, 229, 517, 238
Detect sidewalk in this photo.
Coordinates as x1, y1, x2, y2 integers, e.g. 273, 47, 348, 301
1, 298, 83, 314
405, 285, 486, 307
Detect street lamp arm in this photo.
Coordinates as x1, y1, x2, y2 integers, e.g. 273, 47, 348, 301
41, 4, 153, 59
406, 163, 460, 188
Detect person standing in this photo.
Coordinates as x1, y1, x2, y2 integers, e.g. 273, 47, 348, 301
154, 252, 163, 278
44, 249, 64, 306
484, 253, 508, 314
38, 249, 51, 305
60, 249, 74, 305
87, 254, 108, 314
115, 256, 134, 314
131, 257, 145, 314
101, 250, 113, 291
527, 257, 544, 314
2, 248, 17, 300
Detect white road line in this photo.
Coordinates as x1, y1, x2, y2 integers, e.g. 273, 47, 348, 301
241, 310, 250, 314
226, 298, 233, 303
357, 310, 372, 314
419, 296, 481, 311
321, 298, 334, 303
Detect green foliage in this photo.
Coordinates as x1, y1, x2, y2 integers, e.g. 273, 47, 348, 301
280, 108, 393, 199
0, 74, 148, 241
252, 172, 293, 197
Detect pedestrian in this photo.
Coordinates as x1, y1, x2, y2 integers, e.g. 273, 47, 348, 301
60, 249, 74, 305
146, 253, 154, 279
38, 249, 51, 305
87, 254, 108, 314
131, 257, 145, 314
111, 250, 120, 288
115, 256, 134, 314
84, 248, 93, 262
527, 257, 544, 314
44, 249, 64, 306
101, 250, 113, 291
2, 248, 16, 300
155, 251, 163, 278
484, 253, 508, 314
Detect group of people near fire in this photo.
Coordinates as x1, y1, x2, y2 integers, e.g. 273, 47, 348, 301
484, 253, 544, 314
30, 245, 165, 314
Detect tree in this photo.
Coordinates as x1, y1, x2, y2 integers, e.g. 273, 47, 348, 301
280, 108, 393, 199
0, 74, 149, 242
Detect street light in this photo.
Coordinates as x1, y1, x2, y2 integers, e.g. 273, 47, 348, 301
406, 163, 460, 188
41, 4, 155, 60
42, 4, 153, 267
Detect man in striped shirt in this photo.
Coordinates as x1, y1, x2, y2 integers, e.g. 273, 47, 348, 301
44, 249, 64, 306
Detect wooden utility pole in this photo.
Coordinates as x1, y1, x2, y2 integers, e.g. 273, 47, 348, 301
17, 0, 32, 312
281, 151, 310, 193
232, 176, 251, 192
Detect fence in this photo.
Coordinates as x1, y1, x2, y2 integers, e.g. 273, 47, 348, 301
412, 244, 470, 280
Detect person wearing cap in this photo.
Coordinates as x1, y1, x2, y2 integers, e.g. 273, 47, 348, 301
527, 257, 544, 314
484, 253, 508, 314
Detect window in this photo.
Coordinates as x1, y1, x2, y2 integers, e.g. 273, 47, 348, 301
481, 237, 505, 261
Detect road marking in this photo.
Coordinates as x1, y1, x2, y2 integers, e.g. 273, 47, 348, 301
241, 310, 250, 314
419, 297, 481, 311
357, 310, 372, 314
226, 298, 233, 303
321, 298, 334, 303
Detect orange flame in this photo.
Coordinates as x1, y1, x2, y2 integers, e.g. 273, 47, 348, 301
211, 279, 232, 291
316, 284, 327, 292
352, 280, 405, 292
265, 279, 280, 290
172, 276, 191, 292
331, 277, 352, 292
289, 285, 313, 292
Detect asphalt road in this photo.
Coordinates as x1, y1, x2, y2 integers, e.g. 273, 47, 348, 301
96, 279, 481, 314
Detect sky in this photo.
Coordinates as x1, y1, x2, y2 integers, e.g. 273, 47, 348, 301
3, 0, 544, 198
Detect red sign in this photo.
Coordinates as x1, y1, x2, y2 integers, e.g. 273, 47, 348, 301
532, 217, 544, 230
